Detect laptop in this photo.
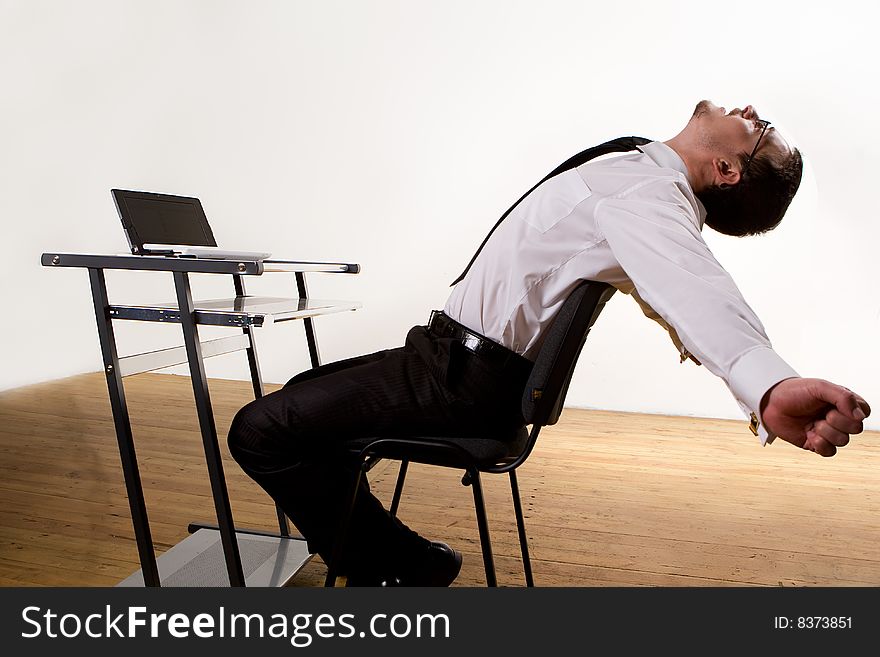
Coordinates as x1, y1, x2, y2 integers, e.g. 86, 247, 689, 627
111, 189, 272, 260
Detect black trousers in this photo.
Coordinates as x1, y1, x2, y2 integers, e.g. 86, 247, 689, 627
227, 322, 532, 575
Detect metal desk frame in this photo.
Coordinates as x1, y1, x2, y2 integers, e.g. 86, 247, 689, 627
41, 252, 361, 587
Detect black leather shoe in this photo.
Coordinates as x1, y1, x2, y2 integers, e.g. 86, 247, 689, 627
345, 542, 463, 587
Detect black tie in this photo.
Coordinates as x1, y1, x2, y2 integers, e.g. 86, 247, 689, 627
450, 135, 653, 286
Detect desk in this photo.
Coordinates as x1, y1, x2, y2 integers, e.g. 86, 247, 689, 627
41, 252, 361, 587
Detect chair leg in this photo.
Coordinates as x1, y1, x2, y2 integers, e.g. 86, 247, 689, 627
389, 460, 409, 517
467, 469, 497, 587
508, 470, 534, 587
324, 462, 366, 587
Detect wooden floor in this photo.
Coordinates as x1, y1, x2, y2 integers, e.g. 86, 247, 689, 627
1, 372, 878, 587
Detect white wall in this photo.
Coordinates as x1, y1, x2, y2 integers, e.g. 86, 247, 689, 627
2, 0, 877, 431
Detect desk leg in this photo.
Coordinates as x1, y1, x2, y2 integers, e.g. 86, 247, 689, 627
295, 272, 322, 368
88, 268, 161, 587
173, 271, 246, 587
234, 274, 290, 538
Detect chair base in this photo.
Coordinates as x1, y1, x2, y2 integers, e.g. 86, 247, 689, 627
325, 448, 535, 587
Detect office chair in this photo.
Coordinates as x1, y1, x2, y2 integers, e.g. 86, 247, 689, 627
324, 280, 616, 587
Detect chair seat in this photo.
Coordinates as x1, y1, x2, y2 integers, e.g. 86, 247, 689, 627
345, 425, 529, 469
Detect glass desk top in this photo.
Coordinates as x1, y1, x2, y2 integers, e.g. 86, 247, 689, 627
109, 296, 362, 327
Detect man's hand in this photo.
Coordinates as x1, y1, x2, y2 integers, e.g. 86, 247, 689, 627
760, 377, 871, 457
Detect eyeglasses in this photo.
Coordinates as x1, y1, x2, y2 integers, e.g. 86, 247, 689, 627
742, 119, 771, 177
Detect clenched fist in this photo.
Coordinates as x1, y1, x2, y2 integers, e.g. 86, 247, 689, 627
760, 377, 871, 457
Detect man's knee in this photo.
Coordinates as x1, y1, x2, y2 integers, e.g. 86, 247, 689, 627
227, 399, 285, 468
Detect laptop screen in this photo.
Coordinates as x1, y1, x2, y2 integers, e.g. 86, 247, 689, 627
112, 189, 217, 254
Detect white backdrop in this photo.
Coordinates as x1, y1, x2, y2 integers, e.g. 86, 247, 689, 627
2, 0, 877, 432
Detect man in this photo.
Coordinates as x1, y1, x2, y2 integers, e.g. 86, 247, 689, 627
227, 100, 871, 586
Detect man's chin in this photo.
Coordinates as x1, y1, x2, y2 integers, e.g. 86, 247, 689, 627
693, 99, 714, 117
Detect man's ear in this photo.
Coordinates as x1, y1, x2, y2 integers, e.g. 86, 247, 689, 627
712, 156, 741, 188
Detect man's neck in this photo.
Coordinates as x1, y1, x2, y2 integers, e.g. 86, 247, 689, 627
663, 137, 711, 193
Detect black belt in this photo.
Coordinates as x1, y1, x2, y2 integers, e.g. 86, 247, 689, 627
428, 311, 532, 372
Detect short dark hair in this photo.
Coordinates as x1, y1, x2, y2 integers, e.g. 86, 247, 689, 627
696, 148, 804, 237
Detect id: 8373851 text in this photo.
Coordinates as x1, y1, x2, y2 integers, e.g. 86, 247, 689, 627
773, 616, 852, 629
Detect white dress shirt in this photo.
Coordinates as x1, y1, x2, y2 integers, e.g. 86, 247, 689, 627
443, 141, 799, 445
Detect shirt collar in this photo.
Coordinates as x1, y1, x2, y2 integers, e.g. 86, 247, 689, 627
638, 141, 707, 228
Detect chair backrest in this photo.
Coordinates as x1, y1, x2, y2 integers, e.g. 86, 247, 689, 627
521, 280, 615, 427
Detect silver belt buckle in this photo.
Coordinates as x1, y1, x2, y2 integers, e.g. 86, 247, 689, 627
462, 334, 481, 352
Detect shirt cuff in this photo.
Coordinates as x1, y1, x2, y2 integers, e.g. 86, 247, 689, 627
727, 346, 800, 446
